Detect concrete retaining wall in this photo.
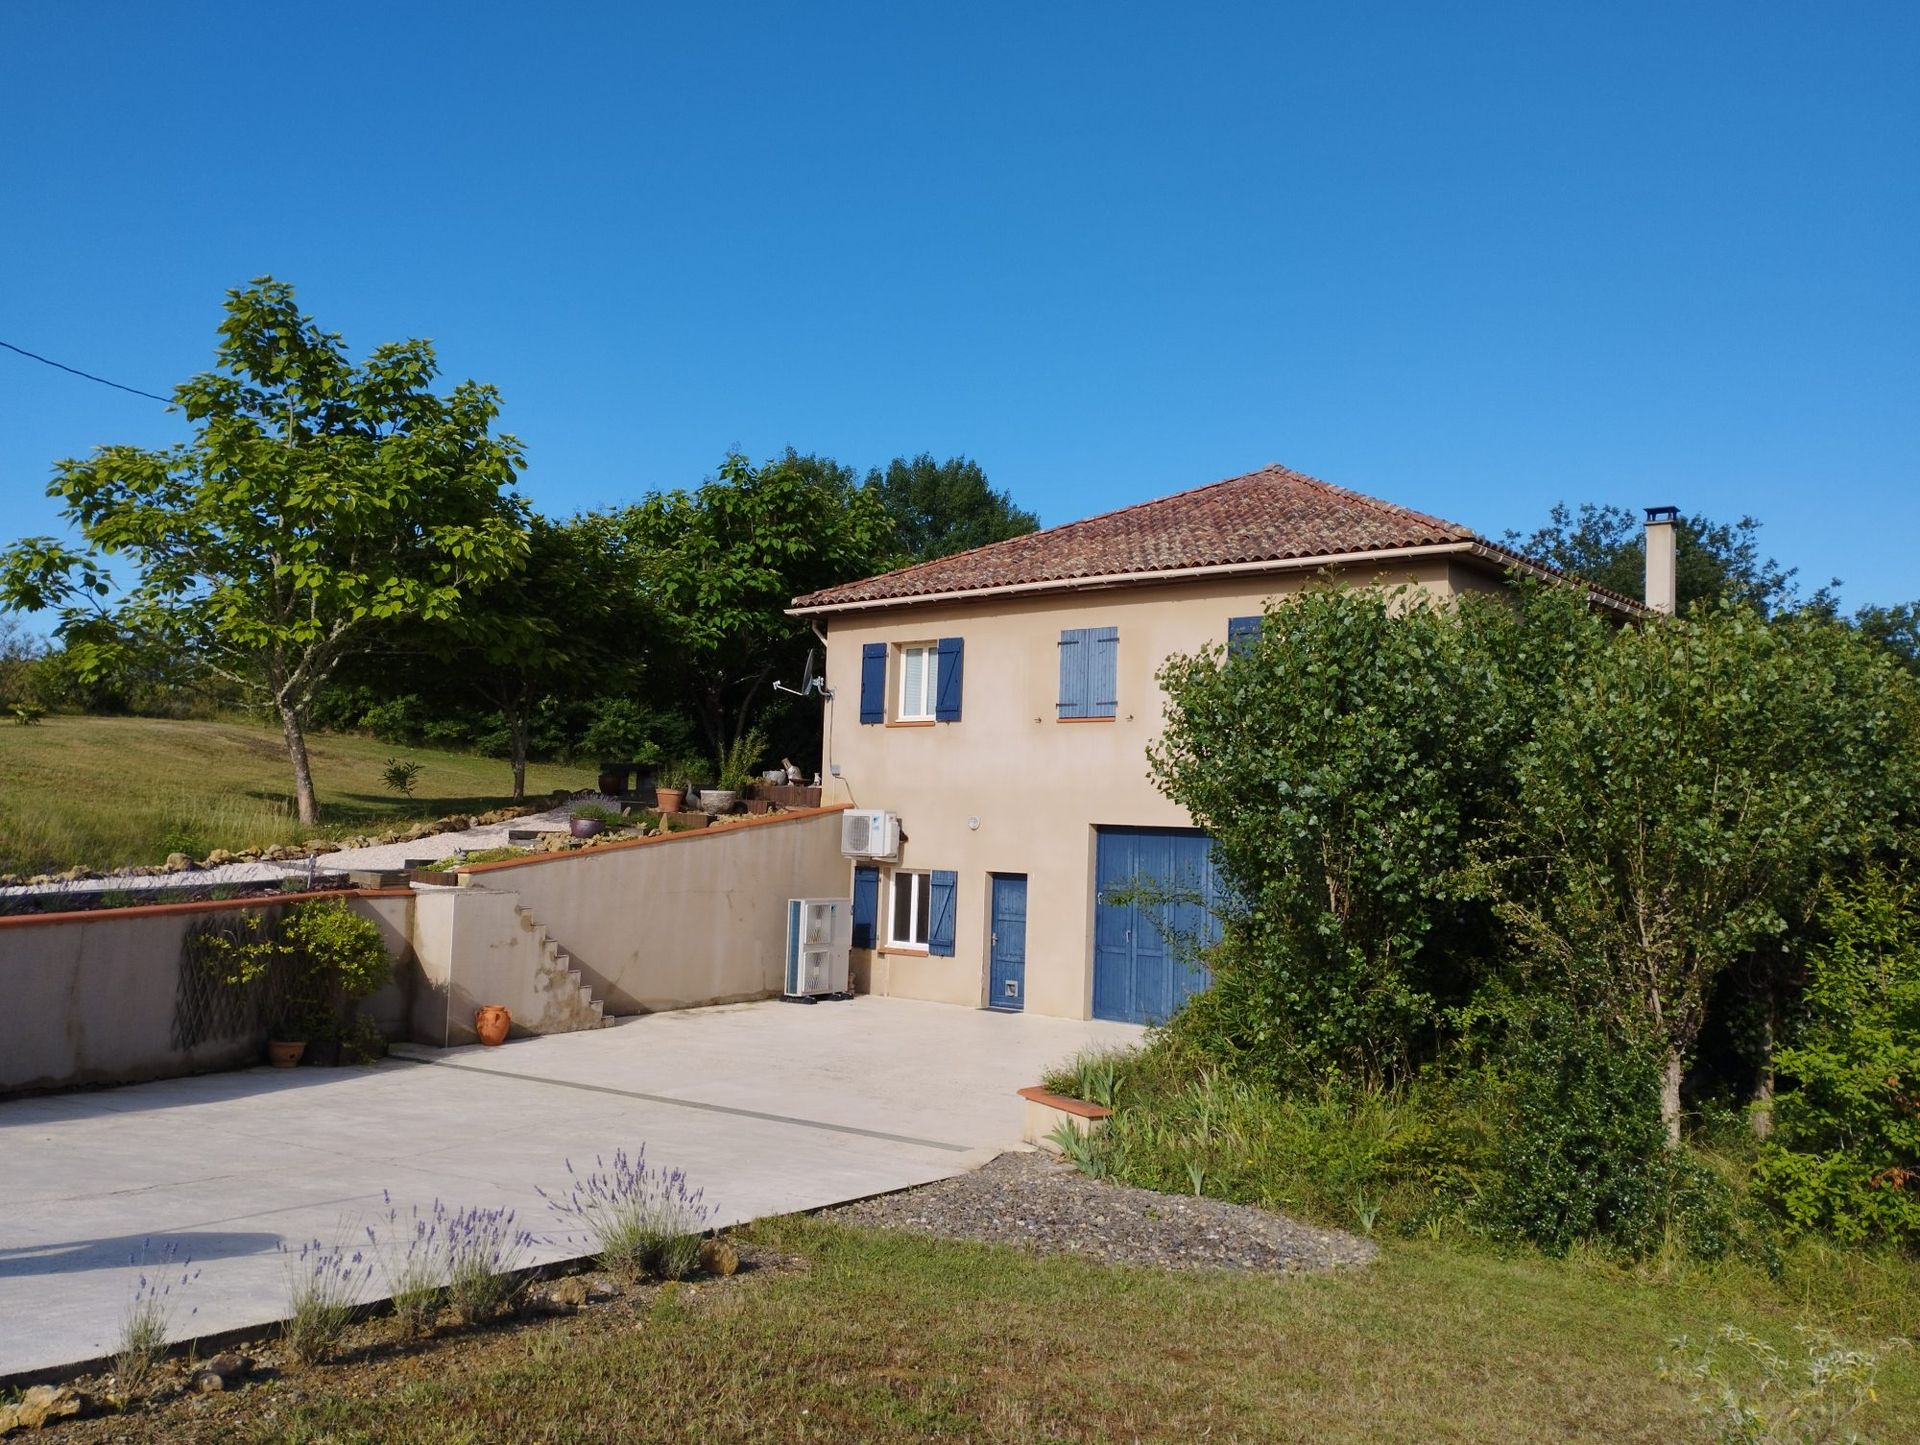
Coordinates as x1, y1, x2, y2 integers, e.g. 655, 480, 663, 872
0, 807, 851, 1095
0, 891, 416, 1096
454, 807, 849, 1015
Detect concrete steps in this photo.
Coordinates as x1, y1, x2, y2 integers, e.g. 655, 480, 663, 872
514, 904, 614, 1031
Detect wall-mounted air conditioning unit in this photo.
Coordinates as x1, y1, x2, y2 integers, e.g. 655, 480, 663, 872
784, 897, 852, 1000
840, 809, 900, 860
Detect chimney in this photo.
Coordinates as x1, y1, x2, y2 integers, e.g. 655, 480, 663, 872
1644, 506, 1678, 615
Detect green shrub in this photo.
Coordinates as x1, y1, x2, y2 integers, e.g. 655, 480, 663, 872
1755, 867, 1920, 1247
380, 757, 422, 798
1485, 1006, 1672, 1255
715, 727, 768, 794
1149, 586, 1537, 1086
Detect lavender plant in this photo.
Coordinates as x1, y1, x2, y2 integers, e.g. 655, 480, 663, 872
279, 1237, 375, 1363
365, 1192, 445, 1338
116, 1238, 199, 1394
439, 1204, 537, 1324
539, 1147, 714, 1285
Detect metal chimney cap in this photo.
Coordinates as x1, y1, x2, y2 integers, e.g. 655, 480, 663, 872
1645, 505, 1680, 523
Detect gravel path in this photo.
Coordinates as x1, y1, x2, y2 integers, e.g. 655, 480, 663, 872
0, 805, 578, 898
826, 1150, 1376, 1275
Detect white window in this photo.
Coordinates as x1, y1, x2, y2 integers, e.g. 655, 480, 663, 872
896, 644, 936, 721
888, 869, 931, 948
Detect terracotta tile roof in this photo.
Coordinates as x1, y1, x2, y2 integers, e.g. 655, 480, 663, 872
791, 463, 1643, 613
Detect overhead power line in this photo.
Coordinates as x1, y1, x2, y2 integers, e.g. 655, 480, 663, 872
0, 338, 171, 404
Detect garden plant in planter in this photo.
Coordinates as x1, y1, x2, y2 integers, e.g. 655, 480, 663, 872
200, 901, 394, 1065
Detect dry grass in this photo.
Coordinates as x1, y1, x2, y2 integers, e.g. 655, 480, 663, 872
0, 714, 593, 874
64, 1216, 1918, 1444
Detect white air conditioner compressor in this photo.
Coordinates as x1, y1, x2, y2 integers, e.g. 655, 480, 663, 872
840, 809, 901, 860
784, 896, 853, 1001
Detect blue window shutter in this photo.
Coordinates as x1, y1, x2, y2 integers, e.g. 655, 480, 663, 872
1057, 628, 1087, 718
1227, 615, 1262, 657
934, 637, 964, 722
1089, 627, 1119, 717
859, 643, 886, 724
851, 865, 879, 949
928, 870, 958, 957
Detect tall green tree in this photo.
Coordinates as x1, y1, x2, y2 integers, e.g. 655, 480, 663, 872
619, 449, 895, 759
449, 513, 645, 800
1494, 602, 1920, 1142
0, 278, 529, 823
865, 453, 1037, 562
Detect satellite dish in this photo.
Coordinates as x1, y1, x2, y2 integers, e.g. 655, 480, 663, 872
773, 647, 830, 701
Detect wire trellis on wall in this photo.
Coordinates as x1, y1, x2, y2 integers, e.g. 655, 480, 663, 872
171, 907, 293, 1051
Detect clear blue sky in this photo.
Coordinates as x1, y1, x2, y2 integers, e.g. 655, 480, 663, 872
3, 2, 1914, 606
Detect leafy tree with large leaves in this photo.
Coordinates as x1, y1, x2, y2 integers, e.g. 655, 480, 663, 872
865, 453, 1037, 562
618, 448, 896, 761
449, 513, 647, 800
0, 278, 529, 823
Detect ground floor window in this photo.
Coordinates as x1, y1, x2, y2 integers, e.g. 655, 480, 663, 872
888, 869, 931, 948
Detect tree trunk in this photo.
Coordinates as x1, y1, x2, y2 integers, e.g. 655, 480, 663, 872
279, 704, 319, 826
509, 706, 529, 802
1751, 988, 1776, 1141
1661, 1047, 1684, 1148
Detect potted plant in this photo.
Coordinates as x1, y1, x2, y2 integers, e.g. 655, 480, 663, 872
702, 728, 766, 814
655, 754, 700, 815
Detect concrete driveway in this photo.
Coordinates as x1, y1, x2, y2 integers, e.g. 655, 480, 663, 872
0, 997, 1141, 1380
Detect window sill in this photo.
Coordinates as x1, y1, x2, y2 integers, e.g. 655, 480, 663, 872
1055, 715, 1117, 724
885, 719, 936, 728
880, 945, 930, 957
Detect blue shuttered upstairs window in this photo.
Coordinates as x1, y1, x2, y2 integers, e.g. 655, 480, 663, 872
928, 870, 957, 956
851, 865, 879, 949
1058, 627, 1118, 718
1227, 615, 1262, 656
860, 637, 964, 723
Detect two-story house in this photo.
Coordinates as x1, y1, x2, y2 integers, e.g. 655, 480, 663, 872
788, 463, 1647, 1024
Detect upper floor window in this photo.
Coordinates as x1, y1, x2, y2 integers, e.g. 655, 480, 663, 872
1058, 626, 1119, 719
860, 637, 964, 724
897, 643, 937, 721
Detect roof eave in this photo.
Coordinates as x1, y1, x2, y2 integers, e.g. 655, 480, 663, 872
787, 542, 1479, 616
788, 539, 1649, 618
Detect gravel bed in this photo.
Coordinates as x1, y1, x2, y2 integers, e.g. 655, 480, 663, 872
825, 1150, 1376, 1275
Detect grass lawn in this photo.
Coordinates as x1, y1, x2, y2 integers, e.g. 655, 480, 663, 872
0, 714, 594, 875
86, 1217, 1918, 1444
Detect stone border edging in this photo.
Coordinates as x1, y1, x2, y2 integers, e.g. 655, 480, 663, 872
451, 804, 851, 877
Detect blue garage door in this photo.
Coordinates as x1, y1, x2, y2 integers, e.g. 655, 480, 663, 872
1092, 827, 1222, 1024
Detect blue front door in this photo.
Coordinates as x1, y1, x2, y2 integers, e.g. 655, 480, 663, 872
1092, 827, 1221, 1024
988, 874, 1028, 1011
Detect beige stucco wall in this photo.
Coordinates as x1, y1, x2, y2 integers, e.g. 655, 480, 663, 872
0, 891, 417, 1096
818, 561, 1465, 1019
455, 809, 849, 1017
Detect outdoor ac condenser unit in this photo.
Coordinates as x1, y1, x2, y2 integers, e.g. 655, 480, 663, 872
840, 809, 900, 860
784, 897, 853, 1000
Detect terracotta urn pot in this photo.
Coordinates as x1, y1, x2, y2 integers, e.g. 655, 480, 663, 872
655, 786, 685, 814
474, 1005, 511, 1047
267, 1040, 306, 1068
